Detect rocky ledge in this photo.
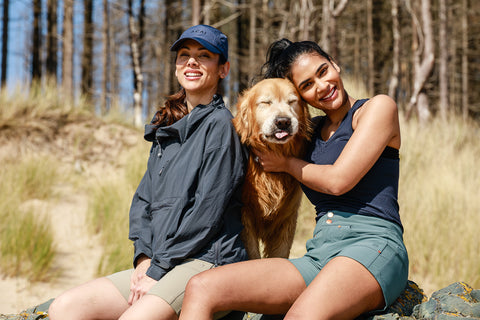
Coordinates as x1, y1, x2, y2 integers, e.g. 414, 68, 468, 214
1, 281, 479, 320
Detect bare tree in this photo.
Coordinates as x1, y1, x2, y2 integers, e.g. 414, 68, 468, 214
46, 0, 58, 82
299, 0, 313, 40
388, 0, 400, 100
405, 0, 435, 123
248, 0, 257, 85
192, 0, 201, 25
101, 0, 110, 115
438, 0, 448, 120
320, 0, 349, 59
81, 0, 94, 102
366, 0, 373, 95
62, 0, 74, 101
461, 0, 468, 120
128, 0, 144, 128
1, 0, 9, 88
32, 0, 42, 83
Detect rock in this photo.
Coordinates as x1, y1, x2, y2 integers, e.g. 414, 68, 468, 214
0, 299, 52, 320
412, 282, 480, 319
1, 282, 479, 319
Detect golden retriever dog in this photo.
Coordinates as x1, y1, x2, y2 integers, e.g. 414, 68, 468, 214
233, 78, 312, 259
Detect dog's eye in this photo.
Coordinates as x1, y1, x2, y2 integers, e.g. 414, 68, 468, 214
258, 100, 272, 106
288, 99, 298, 105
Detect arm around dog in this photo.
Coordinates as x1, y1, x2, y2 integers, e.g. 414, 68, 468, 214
256, 95, 400, 196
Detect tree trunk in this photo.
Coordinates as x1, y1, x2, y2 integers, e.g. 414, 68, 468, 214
320, 0, 330, 52
405, 0, 434, 123
101, 0, 110, 115
366, 0, 374, 95
438, 0, 448, 120
248, 0, 256, 85
81, 0, 94, 102
321, 0, 348, 58
62, 0, 74, 102
299, 0, 311, 40
192, 0, 200, 25
32, 0, 42, 83
128, 0, 144, 128
461, 0, 468, 120
46, 0, 58, 82
1, 0, 9, 88
388, 0, 399, 100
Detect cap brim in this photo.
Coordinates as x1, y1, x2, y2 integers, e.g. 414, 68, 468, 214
170, 37, 222, 56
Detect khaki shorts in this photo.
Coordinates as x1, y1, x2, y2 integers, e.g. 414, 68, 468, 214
106, 259, 218, 316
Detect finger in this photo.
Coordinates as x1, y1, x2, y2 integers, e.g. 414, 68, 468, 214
128, 290, 135, 305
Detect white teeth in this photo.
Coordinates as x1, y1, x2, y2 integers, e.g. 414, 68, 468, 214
186, 72, 201, 77
323, 88, 335, 100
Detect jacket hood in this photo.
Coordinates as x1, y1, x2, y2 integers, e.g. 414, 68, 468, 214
144, 94, 224, 143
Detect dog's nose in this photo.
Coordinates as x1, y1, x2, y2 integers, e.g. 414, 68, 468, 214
275, 117, 291, 130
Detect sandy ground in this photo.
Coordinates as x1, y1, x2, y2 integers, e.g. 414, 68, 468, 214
0, 183, 103, 314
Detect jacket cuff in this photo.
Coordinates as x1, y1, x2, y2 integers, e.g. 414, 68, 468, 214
146, 262, 169, 281
133, 241, 152, 267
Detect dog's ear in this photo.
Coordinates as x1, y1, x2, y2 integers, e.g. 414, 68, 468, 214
297, 98, 314, 139
233, 88, 255, 144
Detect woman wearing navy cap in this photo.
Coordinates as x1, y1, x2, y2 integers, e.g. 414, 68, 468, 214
48, 25, 248, 320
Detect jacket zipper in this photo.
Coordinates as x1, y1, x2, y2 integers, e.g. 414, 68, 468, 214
214, 241, 220, 267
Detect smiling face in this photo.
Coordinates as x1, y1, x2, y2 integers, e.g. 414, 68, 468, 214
242, 78, 304, 145
175, 39, 229, 102
291, 53, 347, 113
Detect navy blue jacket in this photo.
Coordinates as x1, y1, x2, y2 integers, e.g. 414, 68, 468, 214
129, 95, 248, 280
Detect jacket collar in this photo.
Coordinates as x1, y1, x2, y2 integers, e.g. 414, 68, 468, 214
144, 94, 224, 143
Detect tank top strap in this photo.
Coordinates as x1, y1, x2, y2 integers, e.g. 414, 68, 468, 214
351, 98, 369, 114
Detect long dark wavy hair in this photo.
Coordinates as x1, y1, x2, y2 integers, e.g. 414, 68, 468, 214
261, 38, 333, 81
151, 88, 189, 127
151, 53, 228, 127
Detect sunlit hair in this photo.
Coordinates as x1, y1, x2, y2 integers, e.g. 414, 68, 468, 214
261, 39, 333, 80
151, 51, 227, 127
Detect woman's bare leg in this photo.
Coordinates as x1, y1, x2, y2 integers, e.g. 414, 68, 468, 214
179, 258, 306, 320
284, 256, 385, 320
48, 277, 130, 320
119, 295, 178, 320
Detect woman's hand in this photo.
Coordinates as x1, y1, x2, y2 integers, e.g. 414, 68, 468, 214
252, 149, 289, 173
128, 255, 156, 305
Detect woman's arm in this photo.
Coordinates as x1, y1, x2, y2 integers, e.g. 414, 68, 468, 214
257, 95, 400, 195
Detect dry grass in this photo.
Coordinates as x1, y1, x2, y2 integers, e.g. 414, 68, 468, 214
0, 156, 58, 281
87, 142, 149, 276
398, 116, 480, 294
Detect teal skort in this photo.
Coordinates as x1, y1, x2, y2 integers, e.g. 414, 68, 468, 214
290, 210, 409, 308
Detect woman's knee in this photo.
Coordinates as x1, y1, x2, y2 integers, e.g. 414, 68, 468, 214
48, 292, 77, 320
185, 271, 215, 300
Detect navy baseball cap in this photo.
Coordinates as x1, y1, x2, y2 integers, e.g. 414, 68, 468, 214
170, 24, 228, 61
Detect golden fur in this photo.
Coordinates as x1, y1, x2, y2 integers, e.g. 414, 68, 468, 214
233, 78, 312, 259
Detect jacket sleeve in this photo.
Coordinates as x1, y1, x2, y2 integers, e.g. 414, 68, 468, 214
146, 123, 246, 280
128, 146, 154, 267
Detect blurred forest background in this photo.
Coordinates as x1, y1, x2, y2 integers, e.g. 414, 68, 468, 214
0, 0, 480, 313
1, 0, 479, 125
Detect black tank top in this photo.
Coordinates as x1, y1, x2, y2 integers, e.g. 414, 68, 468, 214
302, 99, 403, 229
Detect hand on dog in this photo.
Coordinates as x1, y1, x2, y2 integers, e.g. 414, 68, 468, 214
252, 148, 288, 173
